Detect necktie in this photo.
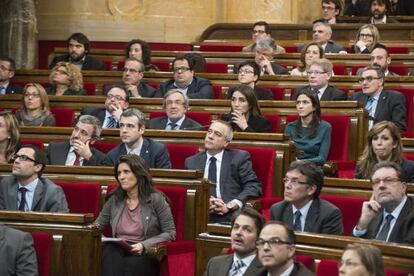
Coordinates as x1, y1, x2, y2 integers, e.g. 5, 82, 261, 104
365, 97, 374, 116
208, 157, 217, 197
18, 187, 27, 211
376, 214, 394, 241
0, 86, 5, 95
229, 259, 245, 276
73, 151, 81, 166
168, 122, 178, 130
106, 116, 117, 128
293, 210, 302, 231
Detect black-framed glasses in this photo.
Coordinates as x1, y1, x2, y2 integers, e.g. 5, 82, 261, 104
173, 67, 190, 73
360, 33, 374, 38
371, 177, 400, 186
11, 154, 37, 163
283, 177, 308, 185
358, 76, 381, 83
256, 238, 292, 248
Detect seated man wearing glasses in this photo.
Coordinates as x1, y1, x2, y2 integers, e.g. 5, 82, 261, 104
242, 21, 286, 54
157, 55, 214, 99
0, 56, 22, 95
353, 161, 414, 244
0, 145, 69, 212
270, 160, 343, 235
291, 59, 347, 101
257, 221, 314, 276
147, 89, 202, 130
81, 85, 130, 128
352, 66, 406, 131
103, 58, 158, 98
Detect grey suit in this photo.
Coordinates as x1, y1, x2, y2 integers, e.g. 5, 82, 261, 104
204, 255, 264, 276
292, 85, 347, 101
95, 192, 176, 249
352, 90, 407, 132
258, 262, 314, 276
0, 176, 69, 213
46, 141, 105, 166
0, 224, 38, 276
270, 198, 344, 235
148, 116, 202, 130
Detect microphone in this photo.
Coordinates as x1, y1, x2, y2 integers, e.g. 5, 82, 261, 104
182, 125, 210, 131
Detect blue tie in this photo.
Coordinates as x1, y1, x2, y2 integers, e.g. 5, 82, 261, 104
0, 86, 5, 95
229, 259, 245, 276
106, 116, 117, 128
376, 214, 393, 241
365, 97, 374, 116
293, 210, 302, 231
18, 187, 27, 211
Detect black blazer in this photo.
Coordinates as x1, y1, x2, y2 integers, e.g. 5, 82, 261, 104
352, 90, 406, 132
292, 85, 347, 101
221, 114, 271, 133
148, 116, 202, 130
46, 141, 105, 166
227, 86, 273, 100
157, 76, 214, 99
258, 262, 315, 276
80, 108, 107, 127
5, 82, 22, 94
49, 54, 105, 70
355, 158, 414, 183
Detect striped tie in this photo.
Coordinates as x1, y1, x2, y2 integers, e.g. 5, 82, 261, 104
229, 259, 245, 276
106, 116, 117, 128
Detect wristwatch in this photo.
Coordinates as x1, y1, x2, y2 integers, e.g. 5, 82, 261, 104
226, 201, 234, 210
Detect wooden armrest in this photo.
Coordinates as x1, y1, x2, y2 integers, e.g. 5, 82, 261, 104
147, 244, 167, 262
323, 161, 338, 177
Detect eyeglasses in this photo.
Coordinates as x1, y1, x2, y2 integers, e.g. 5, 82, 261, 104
252, 30, 266, 35
256, 238, 292, 248
322, 6, 335, 11
24, 93, 40, 98
173, 67, 190, 73
11, 154, 37, 163
307, 71, 326, 76
371, 177, 400, 186
283, 177, 308, 186
123, 68, 141, 74
107, 94, 126, 101
358, 76, 381, 83
165, 100, 185, 106
238, 69, 254, 75
360, 33, 374, 38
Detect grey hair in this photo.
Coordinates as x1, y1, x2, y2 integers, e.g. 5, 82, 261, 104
309, 58, 333, 77
121, 108, 146, 128
124, 57, 145, 72
256, 37, 277, 52
212, 120, 234, 142
313, 21, 332, 36
77, 115, 102, 138
163, 89, 189, 110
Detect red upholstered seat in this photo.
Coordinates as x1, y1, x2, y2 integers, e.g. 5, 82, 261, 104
265, 87, 290, 100
392, 88, 414, 134
166, 144, 199, 169
32, 232, 53, 276
404, 154, 414, 162
333, 64, 347, 76
388, 65, 409, 76
263, 114, 281, 133
92, 141, 117, 154
205, 62, 229, 73
320, 195, 365, 235
336, 160, 357, 179
21, 139, 45, 150
213, 85, 222, 99
148, 43, 193, 51
83, 82, 97, 95
102, 60, 113, 71
50, 108, 75, 127
258, 197, 283, 220
385, 268, 410, 276
296, 255, 315, 271
198, 45, 244, 52
387, 47, 409, 54
284, 46, 298, 53
149, 111, 212, 128
351, 65, 365, 76
152, 61, 171, 72
117, 60, 125, 71
55, 182, 101, 219
316, 259, 339, 276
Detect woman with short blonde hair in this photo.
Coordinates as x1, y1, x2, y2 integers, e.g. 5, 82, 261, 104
47, 62, 86, 96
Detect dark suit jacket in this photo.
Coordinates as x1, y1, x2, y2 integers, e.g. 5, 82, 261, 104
103, 82, 159, 98
269, 63, 288, 75
4, 81, 22, 94
185, 149, 262, 204
270, 198, 344, 235
80, 108, 107, 127
157, 76, 214, 99
95, 192, 176, 249
204, 254, 264, 276
0, 176, 69, 212
292, 85, 347, 101
357, 196, 414, 244
102, 137, 171, 169
148, 116, 202, 130
46, 141, 105, 166
352, 90, 406, 132
227, 86, 273, 100
49, 54, 105, 70
0, 224, 38, 276
363, 16, 400, 24
258, 262, 315, 276
221, 114, 272, 133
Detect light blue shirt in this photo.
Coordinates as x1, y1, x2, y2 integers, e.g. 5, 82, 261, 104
17, 178, 39, 211
166, 115, 186, 130
125, 138, 143, 156
368, 93, 380, 129
292, 199, 313, 232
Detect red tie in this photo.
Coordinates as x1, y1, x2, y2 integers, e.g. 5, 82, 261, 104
73, 152, 81, 166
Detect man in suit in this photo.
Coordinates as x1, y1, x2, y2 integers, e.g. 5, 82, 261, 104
0, 224, 38, 276
204, 207, 265, 276
102, 108, 171, 168
185, 120, 262, 223
303, 21, 344, 53
257, 221, 314, 276
255, 38, 287, 76
49, 32, 104, 70
242, 21, 286, 54
292, 58, 347, 101
103, 58, 158, 98
353, 161, 414, 244
0, 144, 69, 212
148, 89, 202, 130
46, 115, 105, 166
317, 0, 344, 24
356, 45, 399, 77
81, 85, 130, 128
157, 55, 214, 99
352, 66, 406, 131
364, 0, 399, 24
0, 56, 22, 95
270, 160, 343, 235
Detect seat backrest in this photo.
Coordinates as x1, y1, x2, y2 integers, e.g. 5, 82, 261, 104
266, 87, 290, 100
148, 42, 193, 51
333, 64, 347, 76
166, 144, 199, 169
205, 63, 229, 73
50, 108, 74, 127
320, 195, 365, 235
155, 185, 187, 241
296, 255, 315, 271
351, 65, 365, 75
213, 85, 223, 99
387, 46, 409, 54
55, 182, 101, 219
83, 83, 97, 95
263, 114, 281, 133
259, 197, 283, 220
385, 268, 410, 276
21, 139, 45, 150
198, 45, 244, 52
231, 147, 276, 198
151, 60, 171, 72
32, 232, 53, 276
92, 141, 118, 154
316, 259, 339, 276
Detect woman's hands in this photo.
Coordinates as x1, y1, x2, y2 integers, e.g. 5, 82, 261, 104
130, 242, 144, 255
231, 111, 248, 130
